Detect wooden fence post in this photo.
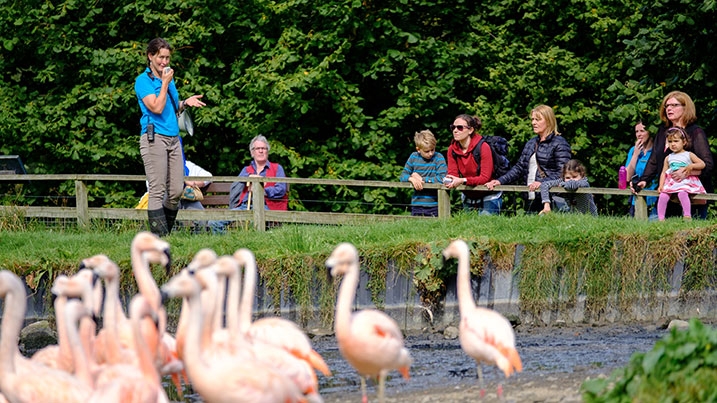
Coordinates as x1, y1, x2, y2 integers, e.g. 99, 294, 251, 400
634, 194, 648, 220
438, 188, 451, 218
75, 180, 89, 229
252, 180, 266, 231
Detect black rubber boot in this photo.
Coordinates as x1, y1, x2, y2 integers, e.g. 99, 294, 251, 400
148, 208, 169, 237
164, 207, 179, 235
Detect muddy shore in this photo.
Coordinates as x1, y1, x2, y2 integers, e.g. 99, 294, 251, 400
176, 322, 668, 402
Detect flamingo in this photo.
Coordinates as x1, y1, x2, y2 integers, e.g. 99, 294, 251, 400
325, 243, 412, 403
129, 231, 185, 395
176, 248, 220, 360
159, 269, 305, 403
442, 239, 522, 398
0, 270, 92, 402
234, 248, 331, 379
63, 295, 167, 403
30, 269, 102, 378
30, 275, 74, 372
184, 252, 321, 402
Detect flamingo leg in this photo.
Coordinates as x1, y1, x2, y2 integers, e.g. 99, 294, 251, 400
477, 364, 486, 398
360, 376, 368, 403
378, 370, 387, 403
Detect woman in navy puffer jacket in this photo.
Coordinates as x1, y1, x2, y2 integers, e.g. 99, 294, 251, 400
486, 104, 572, 212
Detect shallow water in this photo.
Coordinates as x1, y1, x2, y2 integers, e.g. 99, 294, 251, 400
171, 323, 666, 402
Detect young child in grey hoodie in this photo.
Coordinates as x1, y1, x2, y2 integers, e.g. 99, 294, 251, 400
539, 159, 597, 216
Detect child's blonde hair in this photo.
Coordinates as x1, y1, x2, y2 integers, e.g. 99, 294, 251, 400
562, 159, 587, 179
414, 130, 437, 150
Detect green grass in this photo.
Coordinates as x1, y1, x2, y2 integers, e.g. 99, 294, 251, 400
2, 213, 716, 326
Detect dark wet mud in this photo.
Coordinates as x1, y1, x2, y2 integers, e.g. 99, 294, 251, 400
176, 323, 667, 402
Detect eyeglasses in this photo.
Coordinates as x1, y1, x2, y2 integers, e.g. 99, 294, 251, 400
252, 147, 268, 151
665, 103, 684, 109
449, 125, 470, 131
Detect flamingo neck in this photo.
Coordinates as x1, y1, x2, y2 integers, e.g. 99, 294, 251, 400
225, 269, 240, 334
335, 263, 359, 339
213, 277, 226, 333
131, 300, 160, 382
0, 282, 24, 378
65, 307, 94, 388
200, 285, 217, 348
456, 249, 476, 315
239, 261, 256, 334
54, 296, 72, 365
184, 291, 207, 373
131, 250, 161, 312
103, 277, 122, 364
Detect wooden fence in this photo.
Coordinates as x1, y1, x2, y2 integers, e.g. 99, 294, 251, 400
2, 174, 716, 231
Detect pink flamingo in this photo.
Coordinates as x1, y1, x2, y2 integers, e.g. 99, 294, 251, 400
326, 243, 412, 403
160, 269, 304, 403
129, 231, 185, 395
442, 239, 523, 398
64, 295, 167, 403
185, 253, 321, 401
30, 275, 74, 372
0, 270, 93, 402
234, 248, 331, 379
31, 269, 101, 376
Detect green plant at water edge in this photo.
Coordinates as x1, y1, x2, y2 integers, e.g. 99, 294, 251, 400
581, 318, 717, 402
413, 238, 490, 312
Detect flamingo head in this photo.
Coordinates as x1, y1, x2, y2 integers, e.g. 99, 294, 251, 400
132, 231, 172, 273
213, 255, 240, 278
0, 270, 25, 302
160, 268, 201, 304
79, 254, 119, 281
186, 248, 218, 274
326, 242, 359, 277
442, 239, 470, 262
232, 248, 255, 268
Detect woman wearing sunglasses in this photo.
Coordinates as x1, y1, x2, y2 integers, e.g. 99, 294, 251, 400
486, 104, 572, 213
444, 114, 502, 214
632, 91, 713, 219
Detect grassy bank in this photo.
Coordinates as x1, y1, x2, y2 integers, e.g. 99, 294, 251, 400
2, 213, 716, 326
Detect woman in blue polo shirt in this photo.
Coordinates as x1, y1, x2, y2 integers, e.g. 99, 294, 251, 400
625, 120, 657, 218
135, 37, 205, 236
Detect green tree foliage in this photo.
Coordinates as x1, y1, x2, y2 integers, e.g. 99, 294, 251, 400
0, 0, 714, 212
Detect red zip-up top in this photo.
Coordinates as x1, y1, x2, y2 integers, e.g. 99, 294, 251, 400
238, 163, 288, 210
447, 134, 494, 185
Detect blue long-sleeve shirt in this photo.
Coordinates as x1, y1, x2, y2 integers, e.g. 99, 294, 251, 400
399, 152, 447, 207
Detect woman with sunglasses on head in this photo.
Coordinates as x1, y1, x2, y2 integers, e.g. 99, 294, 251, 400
486, 105, 572, 213
135, 37, 205, 236
444, 114, 502, 214
633, 91, 714, 219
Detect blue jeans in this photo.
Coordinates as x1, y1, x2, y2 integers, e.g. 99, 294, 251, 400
210, 204, 270, 234
462, 192, 502, 215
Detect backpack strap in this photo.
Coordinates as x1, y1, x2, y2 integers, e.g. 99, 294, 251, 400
472, 138, 486, 176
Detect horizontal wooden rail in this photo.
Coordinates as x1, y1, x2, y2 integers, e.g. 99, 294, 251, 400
2, 174, 716, 231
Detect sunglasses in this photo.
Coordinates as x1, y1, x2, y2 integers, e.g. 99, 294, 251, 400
449, 125, 470, 131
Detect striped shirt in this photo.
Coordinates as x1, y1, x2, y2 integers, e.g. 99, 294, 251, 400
400, 151, 448, 207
